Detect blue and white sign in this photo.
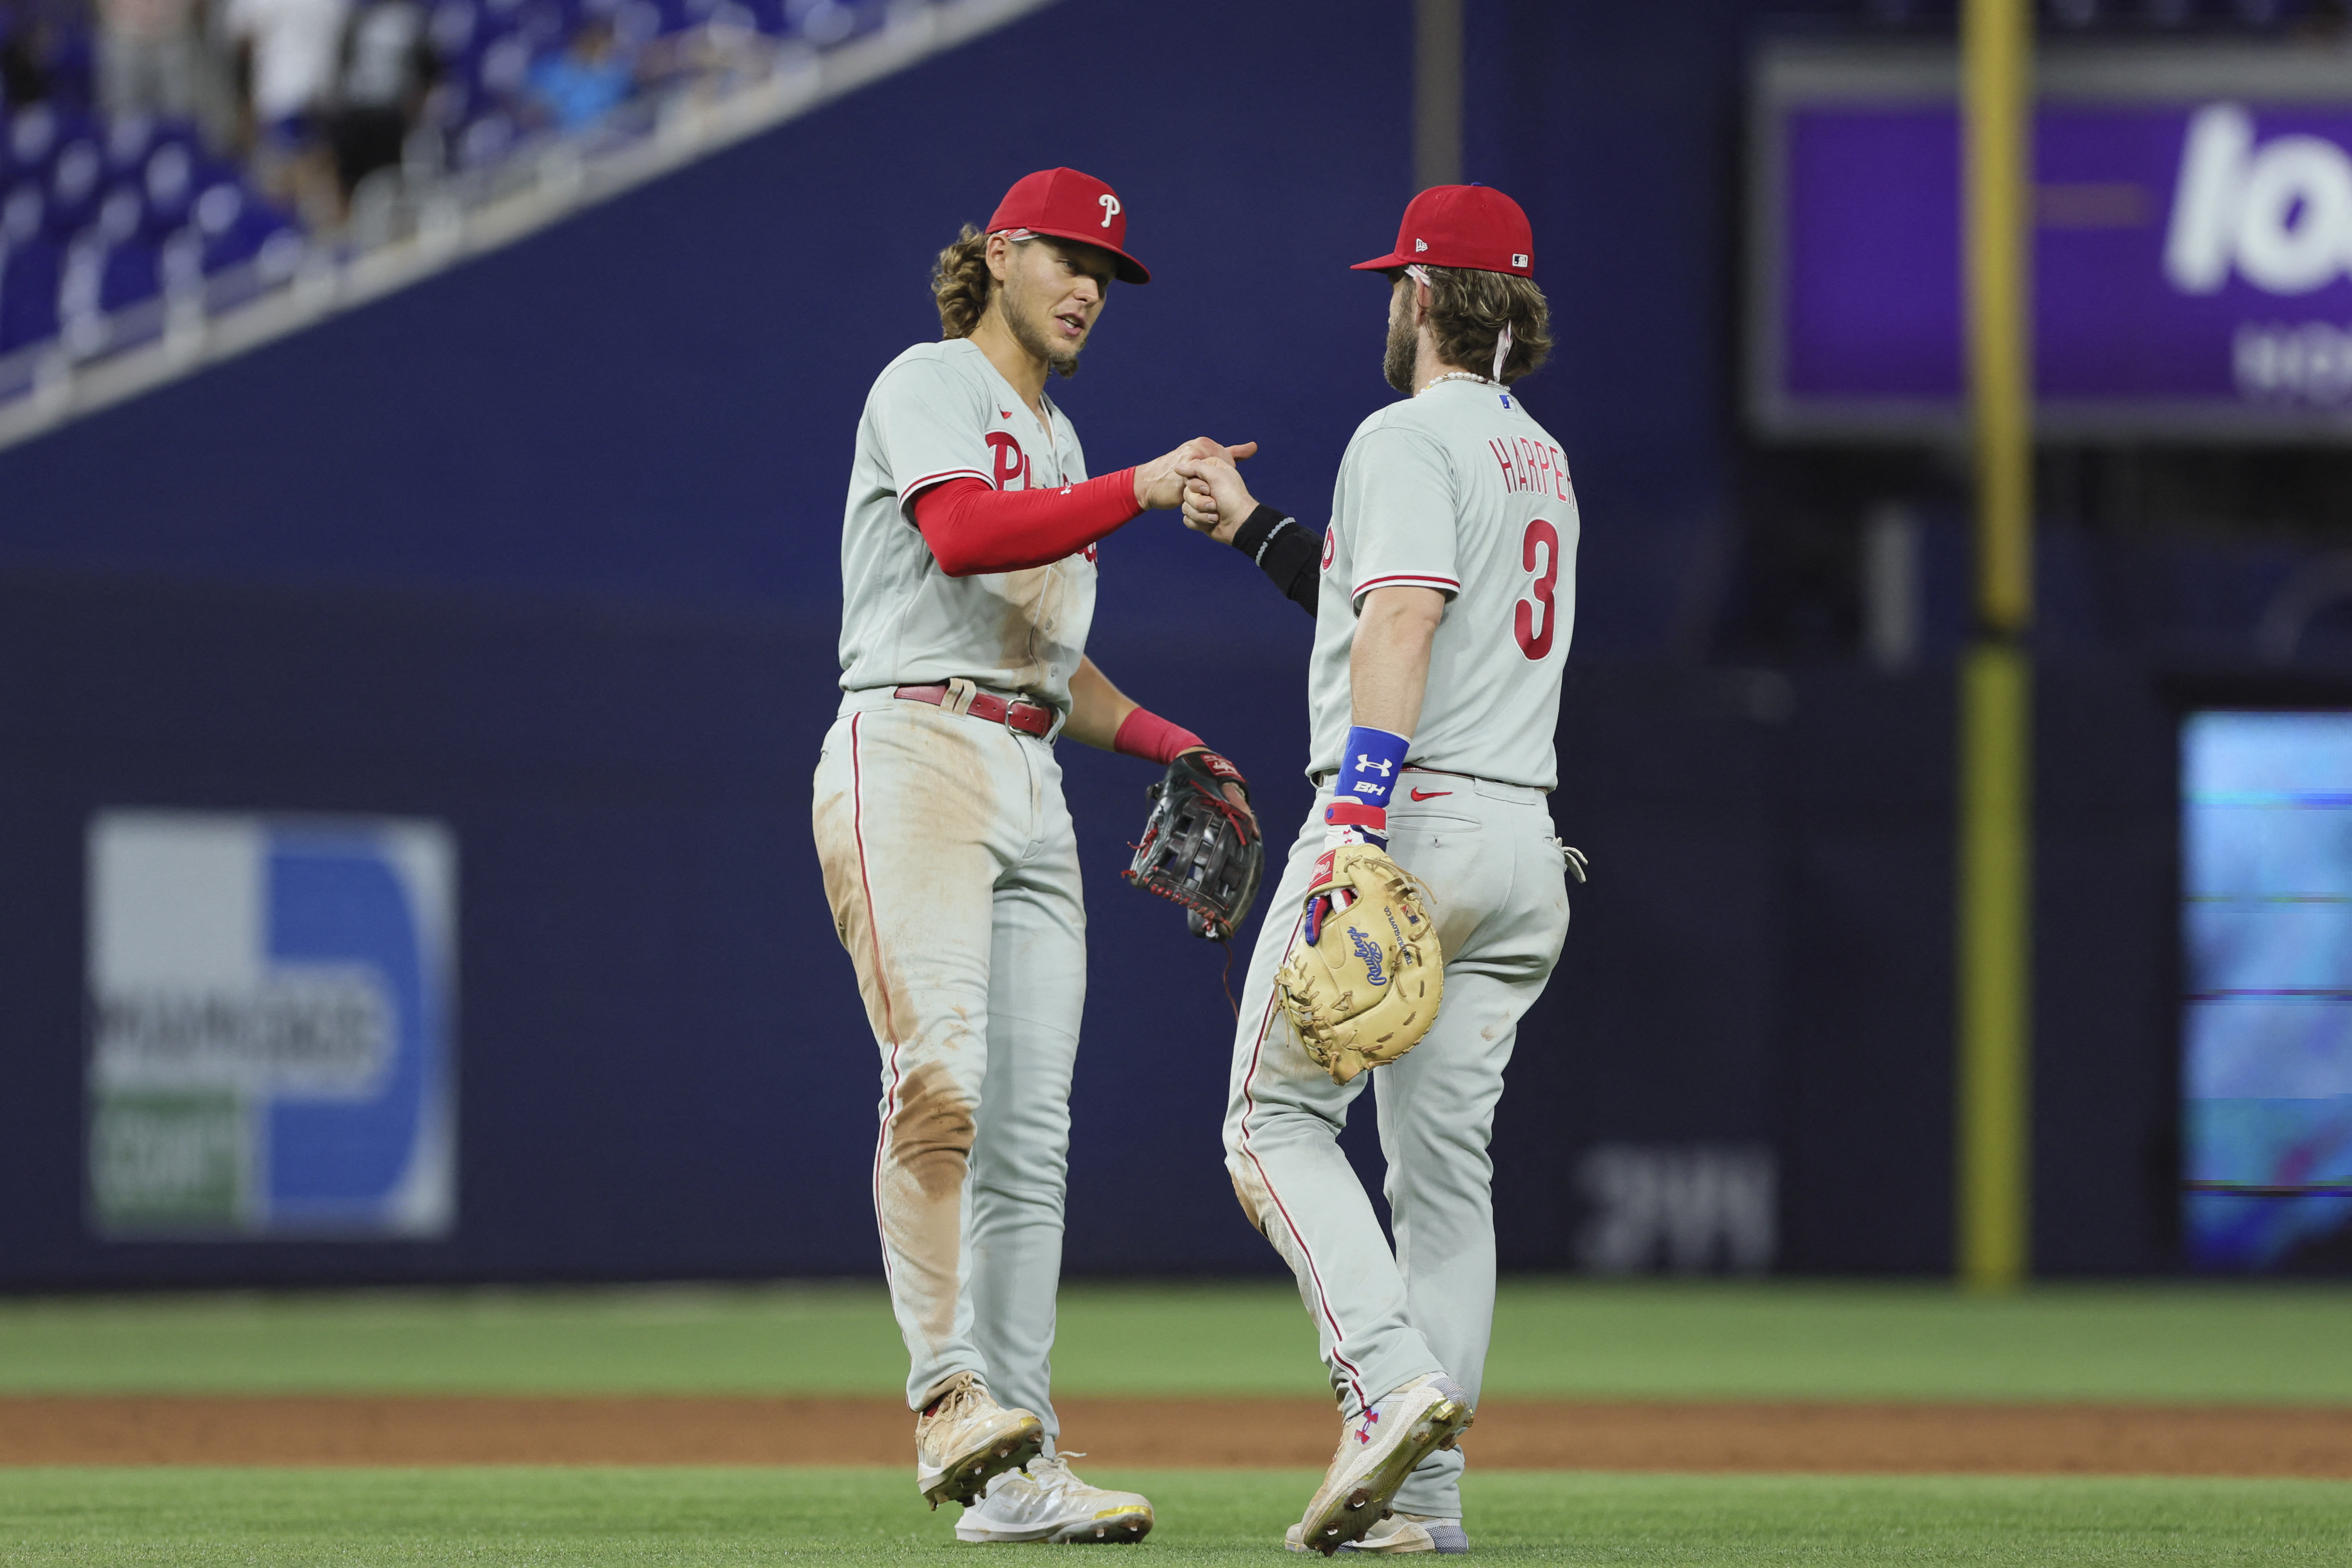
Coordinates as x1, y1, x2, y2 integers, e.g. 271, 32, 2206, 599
86, 811, 457, 1239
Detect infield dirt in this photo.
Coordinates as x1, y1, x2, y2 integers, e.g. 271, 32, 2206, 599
4, 1395, 2347, 1477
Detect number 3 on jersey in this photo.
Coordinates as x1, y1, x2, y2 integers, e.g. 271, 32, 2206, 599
1514, 518, 1560, 660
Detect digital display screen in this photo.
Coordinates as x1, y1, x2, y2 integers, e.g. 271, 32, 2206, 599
2181, 711, 2352, 1271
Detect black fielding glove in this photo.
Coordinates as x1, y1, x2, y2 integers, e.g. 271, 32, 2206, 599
1124, 749, 1265, 940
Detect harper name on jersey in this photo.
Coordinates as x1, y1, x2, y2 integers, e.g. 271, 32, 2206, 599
837, 339, 1098, 714
1307, 377, 1580, 791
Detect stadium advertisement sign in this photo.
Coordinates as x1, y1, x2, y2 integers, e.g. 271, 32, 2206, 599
85, 811, 457, 1239
1751, 42, 2352, 439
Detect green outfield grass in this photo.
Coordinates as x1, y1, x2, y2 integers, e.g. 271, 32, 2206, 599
0, 1467, 2346, 1565
1, 1279, 2348, 1404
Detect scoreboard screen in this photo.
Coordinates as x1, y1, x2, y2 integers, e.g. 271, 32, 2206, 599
2182, 711, 2352, 1271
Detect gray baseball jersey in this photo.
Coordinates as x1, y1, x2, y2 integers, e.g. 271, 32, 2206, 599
837, 339, 1096, 712
1305, 378, 1578, 789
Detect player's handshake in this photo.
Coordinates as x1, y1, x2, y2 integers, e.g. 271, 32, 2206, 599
1134, 437, 1258, 512
1176, 449, 1259, 545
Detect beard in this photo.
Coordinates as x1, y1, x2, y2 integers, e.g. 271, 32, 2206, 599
1382, 299, 1417, 394
1004, 286, 1082, 379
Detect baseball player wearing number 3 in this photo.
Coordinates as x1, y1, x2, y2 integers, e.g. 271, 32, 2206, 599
812, 168, 1258, 1543
1178, 185, 1579, 1555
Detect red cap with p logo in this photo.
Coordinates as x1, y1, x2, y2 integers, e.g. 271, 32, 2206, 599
986, 167, 1151, 284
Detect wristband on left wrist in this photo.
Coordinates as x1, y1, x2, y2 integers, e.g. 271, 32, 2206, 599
1336, 723, 1410, 808
1114, 706, 1205, 766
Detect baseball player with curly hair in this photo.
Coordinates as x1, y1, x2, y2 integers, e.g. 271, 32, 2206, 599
1177, 184, 1580, 1555
812, 167, 1256, 1544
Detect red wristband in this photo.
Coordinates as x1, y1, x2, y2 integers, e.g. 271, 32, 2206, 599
1113, 707, 1204, 766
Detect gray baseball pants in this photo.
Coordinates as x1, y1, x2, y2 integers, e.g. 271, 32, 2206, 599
1223, 773, 1571, 1519
813, 693, 1084, 1442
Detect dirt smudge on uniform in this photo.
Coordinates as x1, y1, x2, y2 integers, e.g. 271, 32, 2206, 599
812, 778, 917, 1047
812, 783, 863, 951
812, 710, 999, 1049
993, 564, 1064, 689
901, 711, 999, 882
879, 1062, 975, 1345
888, 1062, 977, 1201
1225, 1152, 1278, 1242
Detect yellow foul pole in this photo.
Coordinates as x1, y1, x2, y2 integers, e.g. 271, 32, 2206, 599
1958, 0, 2033, 1291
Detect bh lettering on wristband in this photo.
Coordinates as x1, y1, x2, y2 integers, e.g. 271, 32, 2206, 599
1337, 725, 1409, 807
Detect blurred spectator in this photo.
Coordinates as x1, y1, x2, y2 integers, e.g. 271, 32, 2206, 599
224, 0, 346, 221
327, 0, 428, 197
2, 0, 77, 106
223, 0, 345, 142
525, 17, 631, 131
94, 0, 201, 120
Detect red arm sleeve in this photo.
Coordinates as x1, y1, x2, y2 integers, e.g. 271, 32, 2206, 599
911, 471, 1142, 577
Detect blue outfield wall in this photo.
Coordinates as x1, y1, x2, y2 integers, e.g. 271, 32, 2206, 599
0, 567, 2185, 1286
0, 0, 2201, 1284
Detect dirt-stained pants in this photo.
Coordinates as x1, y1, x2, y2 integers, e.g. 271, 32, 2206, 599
1223, 775, 1570, 1520
814, 694, 1085, 1437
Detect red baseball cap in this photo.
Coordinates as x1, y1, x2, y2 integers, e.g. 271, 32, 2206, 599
1351, 184, 1534, 278
986, 167, 1150, 285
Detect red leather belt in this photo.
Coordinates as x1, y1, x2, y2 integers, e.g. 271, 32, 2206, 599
894, 683, 1056, 737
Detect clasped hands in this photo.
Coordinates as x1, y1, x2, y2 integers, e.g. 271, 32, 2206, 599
1131, 438, 1263, 546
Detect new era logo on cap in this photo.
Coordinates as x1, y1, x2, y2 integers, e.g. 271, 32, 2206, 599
1415, 238, 1428, 252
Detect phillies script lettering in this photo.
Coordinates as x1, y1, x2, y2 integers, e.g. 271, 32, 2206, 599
1489, 436, 1575, 503
984, 431, 1032, 490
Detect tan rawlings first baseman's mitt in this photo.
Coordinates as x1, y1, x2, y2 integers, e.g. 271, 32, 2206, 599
1275, 843, 1444, 1084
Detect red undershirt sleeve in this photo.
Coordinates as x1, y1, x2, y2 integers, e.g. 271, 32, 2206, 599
910, 472, 1142, 577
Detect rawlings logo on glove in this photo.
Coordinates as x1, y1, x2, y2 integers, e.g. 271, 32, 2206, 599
1276, 842, 1443, 1084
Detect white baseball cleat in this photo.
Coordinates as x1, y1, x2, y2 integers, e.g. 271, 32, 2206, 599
1293, 1375, 1475, 1556
954, 1452, 1154, 1543
1285, 1513, 1469, 1554
914, 1372, 1045, 1509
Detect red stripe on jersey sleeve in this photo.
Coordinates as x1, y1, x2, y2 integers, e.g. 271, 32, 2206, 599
1353, 572, 1461, 598
897, 468, 993, 509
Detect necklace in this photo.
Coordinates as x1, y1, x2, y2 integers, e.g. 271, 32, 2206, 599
1418, 371, 1500, 394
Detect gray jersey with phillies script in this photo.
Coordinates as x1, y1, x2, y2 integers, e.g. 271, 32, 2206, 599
1304, 377, 1579, 790
836, 338, 1097, 713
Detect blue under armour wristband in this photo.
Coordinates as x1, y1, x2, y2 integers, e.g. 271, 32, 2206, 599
1336, 725, 1411, 807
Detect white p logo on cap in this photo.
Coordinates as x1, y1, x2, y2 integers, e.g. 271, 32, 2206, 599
1099, 193, 1120, 228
